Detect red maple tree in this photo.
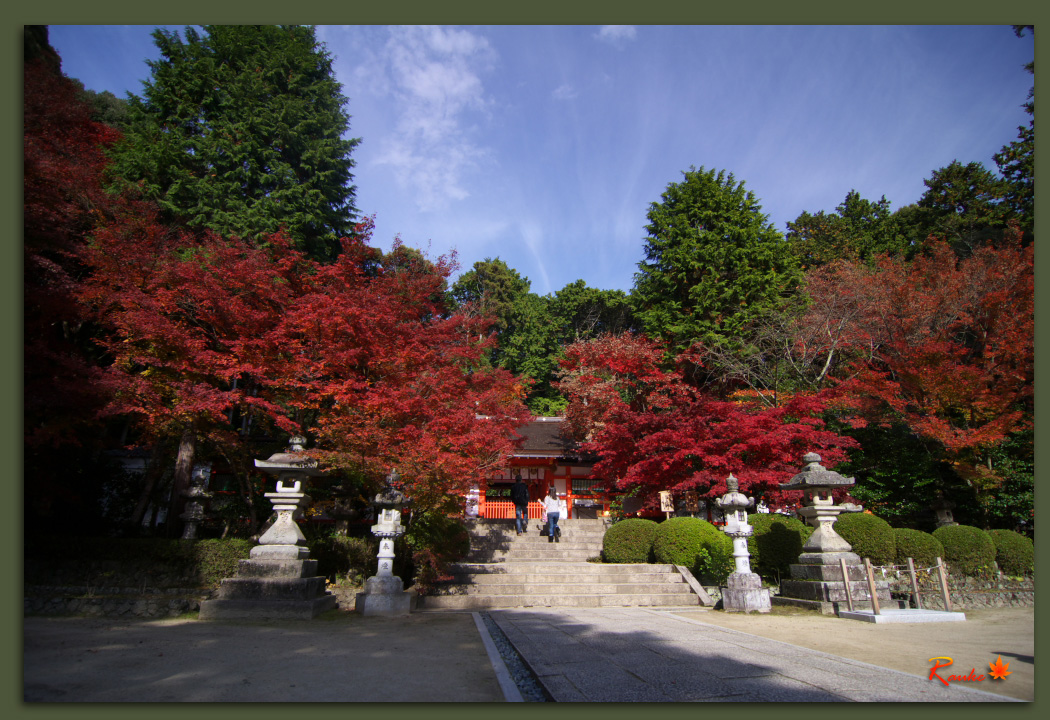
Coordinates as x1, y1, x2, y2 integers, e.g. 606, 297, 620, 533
24, 57, 123, 449
804, 230, 1033, 482
557, 335, 857, 511
79, 214, 530, 526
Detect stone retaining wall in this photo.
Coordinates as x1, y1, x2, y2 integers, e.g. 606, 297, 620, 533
24, 586, 217, 618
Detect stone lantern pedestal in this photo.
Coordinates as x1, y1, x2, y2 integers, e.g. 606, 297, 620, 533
773, 453, 892, 615
715, 475, 771, 613
199, 436, 337, 621
356, 472, 416, 616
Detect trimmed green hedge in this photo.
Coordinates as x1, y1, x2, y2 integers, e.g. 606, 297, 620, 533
932, 524, 997, 577
746, 513, 809, 581
834, 512, 896, 565
651, 517, 734, 584
23, 537, 254, 588
603, 518, 659, 563
986, 529, 1034, 577
892, 528, 945, 568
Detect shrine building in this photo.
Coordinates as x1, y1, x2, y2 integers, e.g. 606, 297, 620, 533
467, 417, 610, 521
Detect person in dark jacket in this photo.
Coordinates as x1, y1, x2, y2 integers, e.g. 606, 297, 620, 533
511, 474, 530, 535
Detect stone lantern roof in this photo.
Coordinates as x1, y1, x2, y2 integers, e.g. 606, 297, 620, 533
373, 469, 409, 508
254, 435, 324, 477
779, 453, 854, 491
715, 474, 753, 511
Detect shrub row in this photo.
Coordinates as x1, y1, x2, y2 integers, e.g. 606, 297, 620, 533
601, 512, 1034, 582
24, 537, 254, 588
603, 517, 733, 584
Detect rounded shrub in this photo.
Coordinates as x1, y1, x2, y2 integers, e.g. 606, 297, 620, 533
986, 529, 1034, 577
602, 518, 659, 563
892, 528, 945, 568
834, 512, 896, 565
651, 517, 734, 583
932, 524, 997, 577
747, 513, 810, 581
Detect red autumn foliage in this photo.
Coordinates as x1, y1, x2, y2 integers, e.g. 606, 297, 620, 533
804, 230, 1033, 464
557, 335, 858, 511
24, 57, 123, 447
79, 215, 530, 514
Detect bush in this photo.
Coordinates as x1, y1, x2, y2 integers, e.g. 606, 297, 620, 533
834, 512, 896, 565
651, 517, 734, 584
747, 513, 810, 581
603, 518, 659, 563
932, 524, 997, 577
892, 528, 945, 568
23, 537, 254, 588
403, 513, 472, 594
309, 534, 377, 584
986, 529, 1034, 577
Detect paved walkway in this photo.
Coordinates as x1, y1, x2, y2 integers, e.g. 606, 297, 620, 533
489, 607, 1018, 702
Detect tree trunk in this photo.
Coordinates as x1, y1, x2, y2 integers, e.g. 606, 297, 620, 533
165, 423, 197, 537
130, 441, 168, 531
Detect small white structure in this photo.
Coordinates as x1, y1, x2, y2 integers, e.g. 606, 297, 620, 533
715, 474, 771, 613
356, 470, 416, 616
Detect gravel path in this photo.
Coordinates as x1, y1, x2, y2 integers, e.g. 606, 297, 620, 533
478, 611, 549, 701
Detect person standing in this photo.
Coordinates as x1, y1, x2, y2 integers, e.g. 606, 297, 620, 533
511, 474, 530, 535
543, 487, 563, 543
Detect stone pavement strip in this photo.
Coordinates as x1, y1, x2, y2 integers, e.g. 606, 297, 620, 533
488, 607, 1018, 702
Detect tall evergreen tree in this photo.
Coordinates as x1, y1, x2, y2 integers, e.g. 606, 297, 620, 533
632, 167, 801, 354
109, 25, 359, 262
786, 190, 912, 269
993, 25, 1034, 237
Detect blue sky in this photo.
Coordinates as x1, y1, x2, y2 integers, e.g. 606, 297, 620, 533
49, 24, 1034, 295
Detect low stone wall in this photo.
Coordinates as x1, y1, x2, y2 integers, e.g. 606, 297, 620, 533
893, 576, 1035, 610
24, 586, 217, 619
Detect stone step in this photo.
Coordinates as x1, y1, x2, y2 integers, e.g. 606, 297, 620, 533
416, 592, 700, 610
449, 562, 677, 575
430, 581, 695, 596
466, 554, 604, 562
447, 571, 688, 585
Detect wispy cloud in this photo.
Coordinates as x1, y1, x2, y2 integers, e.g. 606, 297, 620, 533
552, 83, 577, 100
355, 26, 496, 212
596, 26, 637, 46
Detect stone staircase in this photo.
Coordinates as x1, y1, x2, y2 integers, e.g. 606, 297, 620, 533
416, 518, 705, 610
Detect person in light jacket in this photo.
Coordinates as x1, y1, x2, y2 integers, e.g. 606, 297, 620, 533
542, 487, 565, 543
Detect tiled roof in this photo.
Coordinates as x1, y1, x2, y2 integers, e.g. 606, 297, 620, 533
513, 418, 580, 458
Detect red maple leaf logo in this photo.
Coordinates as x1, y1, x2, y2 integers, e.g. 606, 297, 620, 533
988, 655, 1012, 680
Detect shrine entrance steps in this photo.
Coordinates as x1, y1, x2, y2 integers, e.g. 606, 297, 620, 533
416, 518, 705, 611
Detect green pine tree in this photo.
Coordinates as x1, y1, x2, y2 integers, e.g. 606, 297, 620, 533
109, 25, 360, 262
632, 166, 801, 354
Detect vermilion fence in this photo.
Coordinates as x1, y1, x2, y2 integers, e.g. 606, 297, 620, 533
481, 500, 546, 519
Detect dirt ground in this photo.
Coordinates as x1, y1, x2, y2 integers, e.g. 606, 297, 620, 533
671, 605, 1034, 701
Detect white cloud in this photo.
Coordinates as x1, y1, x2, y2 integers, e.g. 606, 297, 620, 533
552, 83, 577, 101
596, 26, 637, 45
356, 26, 496, 212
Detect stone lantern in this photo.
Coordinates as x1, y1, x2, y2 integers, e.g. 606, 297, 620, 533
714, 474, 771, 613
355, 469, 415, 616
931, 494, 958, 528
199, 436, 337, 620
250, 435, 326, 559
179, 464, 213, 540
774, 452, 890, 614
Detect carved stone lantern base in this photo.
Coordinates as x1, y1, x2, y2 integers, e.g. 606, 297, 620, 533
722, 572, 772, 613
199, 557, 338, 621
355, 575, 416, 616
